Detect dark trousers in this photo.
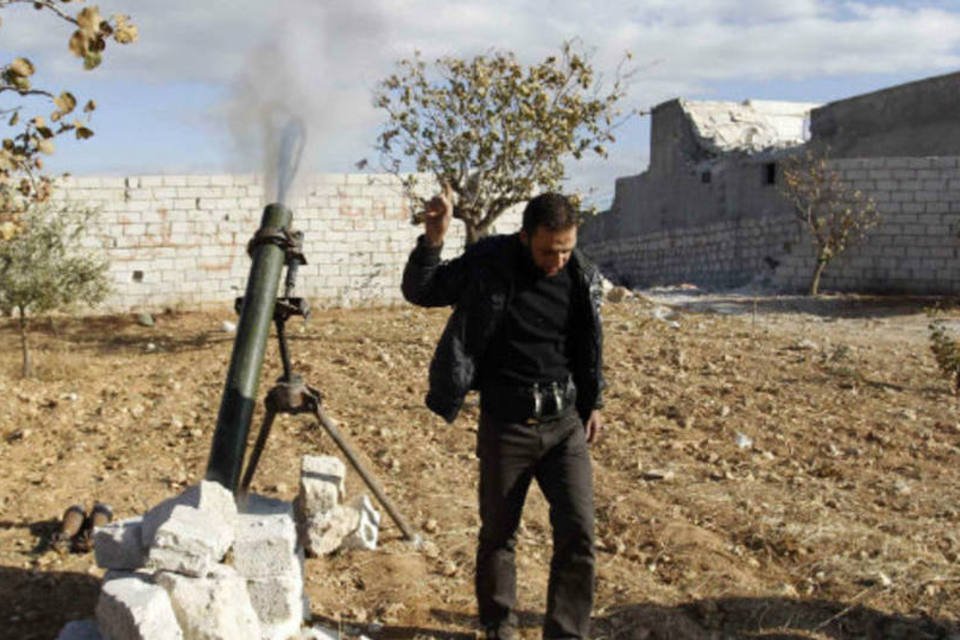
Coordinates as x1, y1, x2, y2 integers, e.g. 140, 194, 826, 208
475, 410, 596, 639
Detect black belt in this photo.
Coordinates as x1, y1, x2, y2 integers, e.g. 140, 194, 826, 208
481, 379, 577, 424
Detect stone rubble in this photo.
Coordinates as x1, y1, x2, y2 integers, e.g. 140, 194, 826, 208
293, 455, 382, 558
56, 455, 383, 640
93, 517, 146, 571
95, 574, 182, 640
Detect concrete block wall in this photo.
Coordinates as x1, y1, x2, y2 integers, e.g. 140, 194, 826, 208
581, 156, 960, 294
51, 174, 522, 311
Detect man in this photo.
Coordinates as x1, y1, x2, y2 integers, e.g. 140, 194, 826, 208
401, 187, 604, 640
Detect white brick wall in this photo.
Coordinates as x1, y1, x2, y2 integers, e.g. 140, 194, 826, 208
581, 156, 960, 294
51, 173, 523, 311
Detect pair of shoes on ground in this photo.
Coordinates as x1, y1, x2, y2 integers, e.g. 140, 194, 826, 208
51, 502, 113, 553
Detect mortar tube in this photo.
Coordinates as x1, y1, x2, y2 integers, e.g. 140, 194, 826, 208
205, 203, 292, 492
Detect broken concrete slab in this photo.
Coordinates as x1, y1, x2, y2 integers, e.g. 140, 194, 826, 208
295, 455, 346, 520
155, 565, 261, 640
55, 619, 103, 640
95, 574, 183, 640
147, 504, 234, 577
246, 572, 304, 640
234, 494, 301, 579
341, 495, 381, 551
141, 480, 237, 548
94, 517, 146, 571
300, 504, 360, 557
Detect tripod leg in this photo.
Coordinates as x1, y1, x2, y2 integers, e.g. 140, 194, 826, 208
312, 405, 418, 542
239, 407, 278, 496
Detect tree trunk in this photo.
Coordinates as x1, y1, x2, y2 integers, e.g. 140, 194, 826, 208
18, 307, 32, 378
464, 222, 491, 247
809, 258, 828, 296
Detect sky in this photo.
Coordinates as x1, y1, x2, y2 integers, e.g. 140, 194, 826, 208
2, 0, 959, 208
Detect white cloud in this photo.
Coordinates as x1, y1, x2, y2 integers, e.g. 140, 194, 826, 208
3, 0, 959, 193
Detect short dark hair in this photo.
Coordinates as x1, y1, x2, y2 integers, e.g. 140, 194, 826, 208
521, 193, 578, 234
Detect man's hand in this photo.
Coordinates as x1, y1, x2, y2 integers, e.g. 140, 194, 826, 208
584, 410, 604, 444
423, 182, 453, 247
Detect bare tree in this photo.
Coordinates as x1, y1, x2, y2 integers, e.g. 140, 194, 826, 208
780, 149, 880, 296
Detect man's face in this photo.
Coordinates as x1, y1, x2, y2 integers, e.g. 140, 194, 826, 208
520, 225, 577, 277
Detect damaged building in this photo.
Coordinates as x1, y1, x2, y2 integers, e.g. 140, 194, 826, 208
580, 70, 960, 294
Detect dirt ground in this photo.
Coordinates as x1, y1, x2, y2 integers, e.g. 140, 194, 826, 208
2, 292, 960, 640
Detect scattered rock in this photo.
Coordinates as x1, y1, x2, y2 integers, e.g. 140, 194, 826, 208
221, 320, 237, 334
136, 313, 155, 328
607, 286, 631, 303
899, 408, 918, 421
791, 339, 818, 351
640, 468, 675, 481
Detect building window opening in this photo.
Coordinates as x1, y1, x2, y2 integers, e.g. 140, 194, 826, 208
701, 171, 712, 184
132, 270, 144, 283
764, 162, 777, 185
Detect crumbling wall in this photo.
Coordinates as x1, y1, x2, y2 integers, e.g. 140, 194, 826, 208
811, 72, 960, 159
582, 157, 960, 294
51, 174, 522, 311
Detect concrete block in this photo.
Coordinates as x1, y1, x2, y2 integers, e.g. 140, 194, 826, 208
296, 456, 346, 519
234, 494, 301, 579
341, 495, 382, 551
55, 619, 103, 640
142, 480, 237, 548
300, 505, 359, 557
147, 505, 234, 577
94, 517, 146, 571
155, 565, 261, 640
96, 574, 183, 640
246, 572, 304, 640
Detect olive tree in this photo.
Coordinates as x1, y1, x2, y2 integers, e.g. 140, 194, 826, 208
780, 149, 880, 296
0, 202, 110, 376
1, 0, 137, 235
372, 41, 634, 245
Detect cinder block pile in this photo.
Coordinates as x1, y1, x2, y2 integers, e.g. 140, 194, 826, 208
55, 455, 382, 640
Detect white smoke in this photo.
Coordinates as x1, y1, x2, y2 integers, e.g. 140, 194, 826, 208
224, 2, 389, 204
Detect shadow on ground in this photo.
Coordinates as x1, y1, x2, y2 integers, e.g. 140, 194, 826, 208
375, 597, 957, 639
0, 566, 100, 640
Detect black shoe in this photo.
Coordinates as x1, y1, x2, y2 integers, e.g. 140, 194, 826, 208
483, 623, 517, 640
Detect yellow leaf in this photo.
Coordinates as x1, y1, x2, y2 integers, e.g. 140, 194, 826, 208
76, 6, 102, 35
68, 31, 86, 58
75, 126, 94, 140
113, 14, 138, 44
9, 57, 34, 77
84, 100, 96, 113
37, 139, 55, 155
54, 91, 77, 114
8, 111, 19, 127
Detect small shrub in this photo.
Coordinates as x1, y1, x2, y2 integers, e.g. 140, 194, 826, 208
929, 318, 960, 395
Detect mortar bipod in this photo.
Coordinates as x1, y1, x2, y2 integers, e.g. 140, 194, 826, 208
235, 247, 418, 543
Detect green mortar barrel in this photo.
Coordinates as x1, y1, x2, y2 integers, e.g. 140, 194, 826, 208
205, 203, 292, 492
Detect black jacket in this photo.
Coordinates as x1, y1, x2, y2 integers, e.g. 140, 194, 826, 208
402, 233, 604, 423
